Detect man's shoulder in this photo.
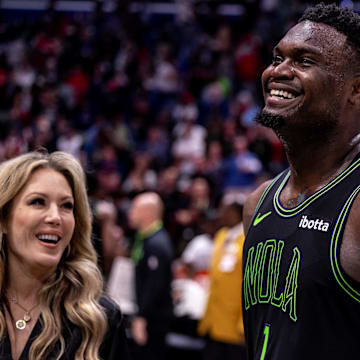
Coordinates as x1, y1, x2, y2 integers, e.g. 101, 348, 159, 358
146, 228, 174, 255
244, 179, 273, 234
147, 227, 170, 242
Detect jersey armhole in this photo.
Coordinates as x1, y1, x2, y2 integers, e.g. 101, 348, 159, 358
248, 171, 285, 227
330, 185, 360, 303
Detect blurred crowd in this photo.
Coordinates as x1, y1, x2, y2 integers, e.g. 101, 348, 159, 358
0, 0, 317, 357
0, 0, 299, 258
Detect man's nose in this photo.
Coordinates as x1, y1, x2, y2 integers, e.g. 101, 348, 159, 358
270, 59, 294, 79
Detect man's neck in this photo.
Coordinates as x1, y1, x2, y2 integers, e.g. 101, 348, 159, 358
278, 129, 360, 205
138, 220, 162, 236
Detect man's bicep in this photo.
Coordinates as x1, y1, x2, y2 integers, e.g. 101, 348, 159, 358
341, 193, 360, 283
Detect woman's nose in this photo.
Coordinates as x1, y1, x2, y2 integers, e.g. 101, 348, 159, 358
45, 204, 61, 225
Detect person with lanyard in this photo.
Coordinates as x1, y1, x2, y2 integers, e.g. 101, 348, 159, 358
198, 201, 246, 360
128, 192, 174, 360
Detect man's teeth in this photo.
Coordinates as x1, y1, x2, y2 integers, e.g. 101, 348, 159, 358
270, 89, 296, 99
37, 234, 60, 243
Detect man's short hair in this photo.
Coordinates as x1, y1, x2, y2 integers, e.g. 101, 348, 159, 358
299, 3, 360, 59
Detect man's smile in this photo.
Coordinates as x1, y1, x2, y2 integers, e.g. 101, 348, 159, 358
270, 89, 296, 99
264, 82, 303, 109
265, 91, 302, 109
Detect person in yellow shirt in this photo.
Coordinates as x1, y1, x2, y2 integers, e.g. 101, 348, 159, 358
198, 201, 246, 360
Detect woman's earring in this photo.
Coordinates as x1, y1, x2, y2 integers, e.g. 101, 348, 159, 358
65, 244, 71, 257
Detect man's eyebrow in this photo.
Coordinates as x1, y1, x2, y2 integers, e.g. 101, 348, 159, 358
293, 45, 322, 56
273, 44, 323, 57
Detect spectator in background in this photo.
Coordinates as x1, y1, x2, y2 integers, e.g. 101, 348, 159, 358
248, 125, 287, 177
172, 91, 199, 127
222, 134, 263, 198
198, 201, 246, 360
13, 57, 36, 91
179, 209, 218, 289
220, 120, 238, 157
94, 199, 128, 279
93, 144, 123, 198
55, 117, 83, 159
234, 29, 263, 93
171, 211, 217, 330
172, 115, 207, 175
30, 114, 55, 151
142, 125, 170, 170
128, 192, 174, 360
174, 176, 214, 253
199, 77, 231, 127
156, 165, 188, 246
168, 210, 219, 360
230, 89, 260, 129
109, 112, 135, 154
122, 151, 157, 195
65, 63, 90, 107
202, 140, 225, 200
146, 41, 179, 116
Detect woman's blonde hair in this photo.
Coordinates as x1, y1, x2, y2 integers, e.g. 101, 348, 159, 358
0, 151, 107, 360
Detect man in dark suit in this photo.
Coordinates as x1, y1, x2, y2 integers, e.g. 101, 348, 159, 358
129, 192, 174, 360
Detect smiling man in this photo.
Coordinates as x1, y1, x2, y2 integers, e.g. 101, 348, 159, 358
242, 3, 360, 360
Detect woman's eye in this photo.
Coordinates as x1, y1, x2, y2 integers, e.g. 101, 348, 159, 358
63, 202, 74, 210
29, 198, 45, 206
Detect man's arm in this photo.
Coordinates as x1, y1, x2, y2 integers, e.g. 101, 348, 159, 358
341, 192, 360, 283
243, 181, 272, 235
131, 241, 172, 346
131, 316, 148, 345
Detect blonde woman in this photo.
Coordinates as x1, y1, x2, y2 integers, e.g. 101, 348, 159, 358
0, 151, 129, 360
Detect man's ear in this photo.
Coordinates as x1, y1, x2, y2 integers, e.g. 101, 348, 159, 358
349, 76, 360, 106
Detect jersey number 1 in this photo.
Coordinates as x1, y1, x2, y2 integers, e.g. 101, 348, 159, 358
260, 323, 270, 360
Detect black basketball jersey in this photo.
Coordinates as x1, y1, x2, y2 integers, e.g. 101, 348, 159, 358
242, 157, 360, 360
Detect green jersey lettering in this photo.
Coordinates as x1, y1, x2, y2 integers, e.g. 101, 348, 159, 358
271, 240, 285, 308
282, 247, 300, 322
258, 239, 277, 303
244, 239, 301, 322
244, 243, 263, 309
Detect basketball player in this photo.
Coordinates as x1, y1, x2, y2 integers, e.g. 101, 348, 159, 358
242, 3, 360, 359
